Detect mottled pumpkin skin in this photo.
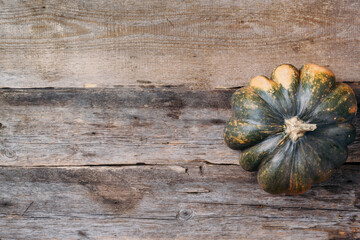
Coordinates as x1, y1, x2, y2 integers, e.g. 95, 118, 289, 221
224, 63, 357, 195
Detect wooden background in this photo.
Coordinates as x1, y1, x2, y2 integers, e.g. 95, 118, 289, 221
0, 0, 359, 239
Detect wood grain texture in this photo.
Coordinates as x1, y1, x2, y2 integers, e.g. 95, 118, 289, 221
0, 164, 359, 239
0, 0, 360, 89
1, 1, 360, 239
0, 84, 358, 166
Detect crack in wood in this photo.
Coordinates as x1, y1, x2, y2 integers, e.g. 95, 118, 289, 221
21, 201, 34, 216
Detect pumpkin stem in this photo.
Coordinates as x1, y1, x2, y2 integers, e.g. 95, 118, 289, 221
284, 116, 317, 142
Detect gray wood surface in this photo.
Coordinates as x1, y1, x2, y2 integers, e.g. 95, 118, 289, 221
1, 1, 360, 239
0, 0, 360, 89
0, 85, 358, 167
0, 164, 359, 239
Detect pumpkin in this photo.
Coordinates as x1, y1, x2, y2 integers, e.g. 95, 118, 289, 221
224, 63, 357, 194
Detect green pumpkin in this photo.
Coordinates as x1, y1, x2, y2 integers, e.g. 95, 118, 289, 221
224, 63, 357, 194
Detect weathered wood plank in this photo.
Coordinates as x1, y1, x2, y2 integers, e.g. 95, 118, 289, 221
0, 165, 359, 239
0, 85, 359, 166
0, 0, 359, 89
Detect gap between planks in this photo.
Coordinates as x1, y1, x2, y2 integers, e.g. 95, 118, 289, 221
0, 162, 359, 169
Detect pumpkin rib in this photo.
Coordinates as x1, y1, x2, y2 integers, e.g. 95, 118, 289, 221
288, 141, 314, 194
248, 76, 288, 119
297, 63, 336, 119
295, 139, 321, 186
257, 139, 294, 194
271, 64, 300, 117
305, 83, 357, 125
223, 118, 284, 150
299, 136, 337, 184
288, 141, 297, 193
271, 64, 299, 91
239, 133, 286, 171
307, 123, 356, 147
250, 87, 287, 120
256, 134, 288, 168
306, 135, 348, 169
231, 87, 283, 125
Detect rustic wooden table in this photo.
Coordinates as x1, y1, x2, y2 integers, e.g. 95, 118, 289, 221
0, 1, 359, 239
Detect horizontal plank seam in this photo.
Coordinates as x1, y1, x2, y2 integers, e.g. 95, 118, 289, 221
0, 162, 358, 168
0, 86, 193, 91
184, 202, 360, 212
0, 82, 357, 91
0, 214, 175, 221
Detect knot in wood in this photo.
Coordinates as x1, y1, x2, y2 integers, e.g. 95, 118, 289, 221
177, 209, 194, 221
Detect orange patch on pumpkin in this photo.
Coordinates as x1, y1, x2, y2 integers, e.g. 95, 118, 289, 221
303, 63, 334, 77
249, 76, 278, 91
349, 105, 357, 114
272, 64, 299, 90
